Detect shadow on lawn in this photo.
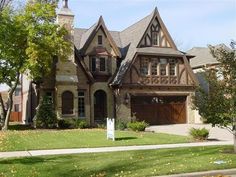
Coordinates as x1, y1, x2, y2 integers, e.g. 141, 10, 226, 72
115, 137, 137, 141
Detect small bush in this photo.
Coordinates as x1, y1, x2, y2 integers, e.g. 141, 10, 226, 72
116, 120, 127, 130
58, 119, 76, 129
189, 127, 209, 140
35, 96, 57, 129
97, 123, 106, 129
76, 119, 89, 129
127, 121, 149, 131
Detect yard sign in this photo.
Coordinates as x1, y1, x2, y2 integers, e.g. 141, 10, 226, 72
107, 118, 115, 141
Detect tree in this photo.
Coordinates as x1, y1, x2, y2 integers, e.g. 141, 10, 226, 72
0, 0, 12, 12
193, 44, 236, 152
0, 1, 71, 130
34, 95, 57, 128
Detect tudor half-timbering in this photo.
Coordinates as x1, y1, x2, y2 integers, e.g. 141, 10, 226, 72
21, 0, 199, 125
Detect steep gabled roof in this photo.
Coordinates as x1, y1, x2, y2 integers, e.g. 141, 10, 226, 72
76, 16, 121, 57
112, 7, 181, 86
111, 9, 155, 85
72, 7, 194, 86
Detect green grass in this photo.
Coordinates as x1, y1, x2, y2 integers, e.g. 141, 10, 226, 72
0, 146, 235, 177
0, 129, 190, 152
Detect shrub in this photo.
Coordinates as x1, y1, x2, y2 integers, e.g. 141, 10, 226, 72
35, 96, 57, 129
58, 119, 76, 129
189, 127, 209, 140
127, 121, 149, 131
116, 120, 127, 130
76, 119, 89, 129
97, 123, 106, 129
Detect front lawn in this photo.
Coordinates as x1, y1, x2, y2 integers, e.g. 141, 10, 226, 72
0, 129, 189, 151
0, 146, 235, 177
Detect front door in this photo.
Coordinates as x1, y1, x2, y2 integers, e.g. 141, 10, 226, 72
94, 90, 107, 123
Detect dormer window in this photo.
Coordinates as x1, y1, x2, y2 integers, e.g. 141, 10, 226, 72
90, 57, 107, 72
98, 35, 103, 45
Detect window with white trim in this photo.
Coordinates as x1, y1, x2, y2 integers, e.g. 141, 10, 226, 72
160, 58, 167, 76
169, 59, 176, 76
78, 91, 85, 118
151, 58, 158, 75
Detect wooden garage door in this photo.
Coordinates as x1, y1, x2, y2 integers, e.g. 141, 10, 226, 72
131, 96, 186, 125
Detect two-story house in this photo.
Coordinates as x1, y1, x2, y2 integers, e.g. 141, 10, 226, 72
21, 0, 199, 126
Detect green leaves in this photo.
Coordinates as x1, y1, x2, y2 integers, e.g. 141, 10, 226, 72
23, 1, 72, 81
193, 45, 236, 135
0, 1, 72, 129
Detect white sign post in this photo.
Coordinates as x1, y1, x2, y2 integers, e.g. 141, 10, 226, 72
107, 118, 115, 141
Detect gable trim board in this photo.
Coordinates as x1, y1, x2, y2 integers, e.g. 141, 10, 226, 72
79, 16, 121, 58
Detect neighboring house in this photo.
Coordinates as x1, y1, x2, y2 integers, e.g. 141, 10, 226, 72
0, 86, 22, 122
188, 44, 231, 123
188, 44, 231, 93
21, 0, 199, 126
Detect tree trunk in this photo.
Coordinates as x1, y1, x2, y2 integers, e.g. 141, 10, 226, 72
2, 74, 20, 131
0, 93, 6, 119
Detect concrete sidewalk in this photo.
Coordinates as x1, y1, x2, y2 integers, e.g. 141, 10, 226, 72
156, 168, 236, 177
0, 140, 233, 159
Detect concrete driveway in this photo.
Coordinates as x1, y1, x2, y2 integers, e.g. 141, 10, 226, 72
146, 124, 233, 141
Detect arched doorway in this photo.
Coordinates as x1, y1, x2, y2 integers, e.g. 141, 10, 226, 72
94, 90, 107, 123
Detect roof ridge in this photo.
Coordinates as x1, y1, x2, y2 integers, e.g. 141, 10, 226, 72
121, 12, 153, 33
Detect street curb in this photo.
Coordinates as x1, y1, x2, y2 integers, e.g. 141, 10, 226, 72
155, 168, 236, 177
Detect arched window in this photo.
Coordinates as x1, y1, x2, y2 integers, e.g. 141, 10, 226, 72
62, 91, 74, 115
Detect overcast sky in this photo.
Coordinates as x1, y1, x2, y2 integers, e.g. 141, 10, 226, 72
0, 0, 235, 91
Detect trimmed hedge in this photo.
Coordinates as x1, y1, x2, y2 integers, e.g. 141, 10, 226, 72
127, 121, 149, 131
189, 127, 209, 140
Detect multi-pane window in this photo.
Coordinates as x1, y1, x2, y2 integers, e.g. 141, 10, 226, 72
140, 57, 178, 77
62, 91, 74, 115
78, 92, 85, 118
140, 58, 149, 75
169, 59, 176, 76
98, 35, 103, 45
100, 58, 106, 71
152, 32, 159, 46
91, 57, 106, 72
151, 58, 158, 75
160, 58, 167, 76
